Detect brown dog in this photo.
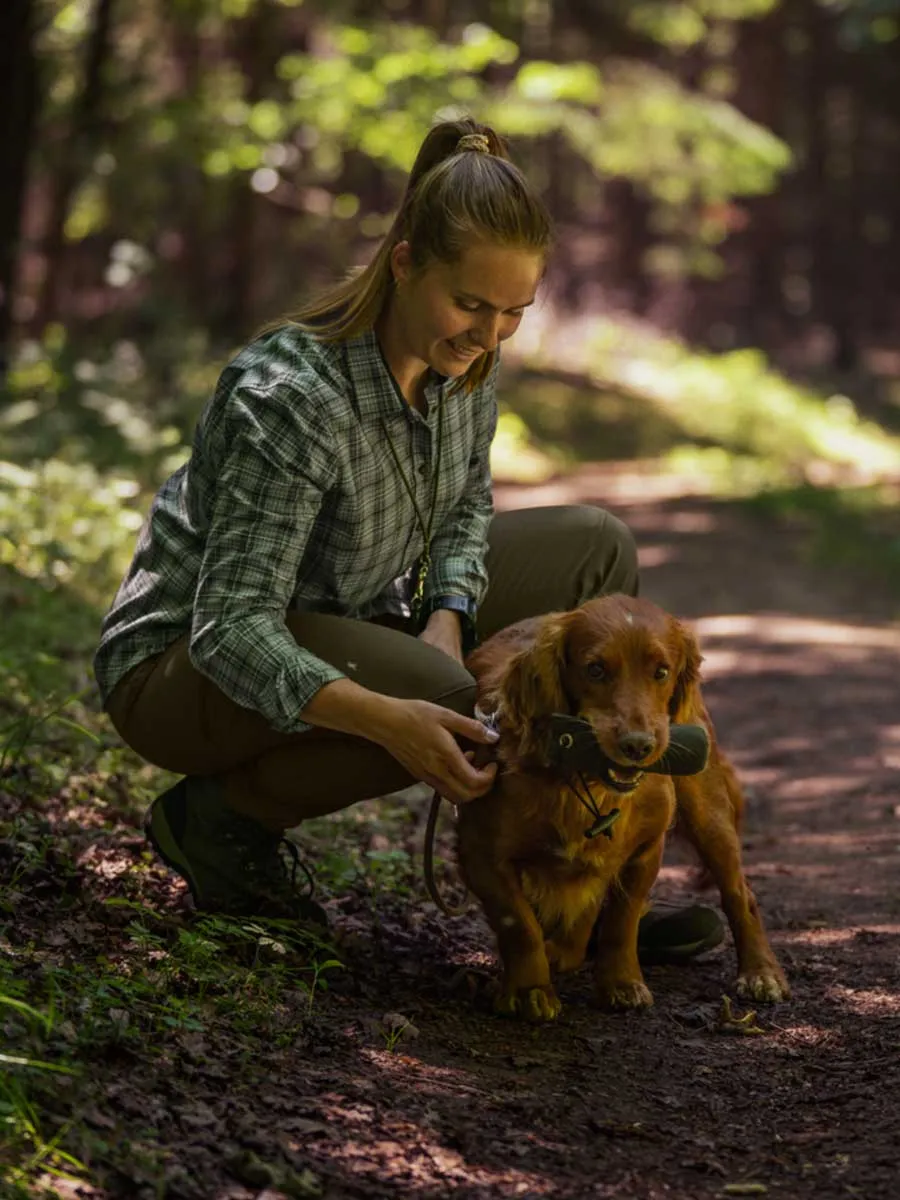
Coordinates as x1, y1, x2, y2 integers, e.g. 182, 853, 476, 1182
456, 593, 789, 1021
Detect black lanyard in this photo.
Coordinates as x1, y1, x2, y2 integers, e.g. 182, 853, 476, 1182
380, 388, 444, 627
345, 345, 445, 627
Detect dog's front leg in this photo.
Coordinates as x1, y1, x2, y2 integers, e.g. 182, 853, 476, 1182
593, 837, 663, 1010
462, 858, 561, 1022
545, 896, 604, 973
675, 771, 790, 1002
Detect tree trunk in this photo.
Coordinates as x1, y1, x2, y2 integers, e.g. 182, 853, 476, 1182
733, 3, 788, 350
210, 1, 278, 338
0, 0, 39, 380
32, 0, 116, 333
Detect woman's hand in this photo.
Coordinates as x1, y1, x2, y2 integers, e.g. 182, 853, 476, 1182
418, 607, 464, 664
373, 697, 498, 805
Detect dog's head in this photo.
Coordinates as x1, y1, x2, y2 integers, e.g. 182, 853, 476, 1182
496, 594, 702, 788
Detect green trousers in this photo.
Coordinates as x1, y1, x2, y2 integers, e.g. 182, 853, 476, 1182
106, 505, 637, 829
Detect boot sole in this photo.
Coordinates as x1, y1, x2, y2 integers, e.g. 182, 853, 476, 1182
144, 783, 203, 908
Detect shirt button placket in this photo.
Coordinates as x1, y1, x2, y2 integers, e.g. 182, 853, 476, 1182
417, 419, 430, 487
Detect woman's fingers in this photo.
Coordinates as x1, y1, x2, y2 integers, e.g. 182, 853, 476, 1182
439, 708, 500, 746
378, 698, 499, 803
440, 744, 497, 802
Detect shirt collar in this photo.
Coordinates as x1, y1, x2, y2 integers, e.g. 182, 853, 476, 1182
343, 328, 448, 420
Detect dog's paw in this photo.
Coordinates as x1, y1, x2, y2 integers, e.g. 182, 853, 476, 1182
736, 966, 790, 1003
595, 977, 654, 1011
494, 983, 562, 1022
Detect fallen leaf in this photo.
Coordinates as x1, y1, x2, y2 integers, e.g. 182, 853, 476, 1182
279, 1166, 323, 1198
226, 1149, 277, 1188
590, 1119, 654, 1139
509, 1055, 541, 1069
716, 995, 765, 1036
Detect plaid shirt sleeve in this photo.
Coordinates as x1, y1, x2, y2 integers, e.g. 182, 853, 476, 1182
422, 358, 499, 610
189, 384, 346, 733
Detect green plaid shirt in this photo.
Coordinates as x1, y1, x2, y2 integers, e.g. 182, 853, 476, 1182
94, 325, 498, 732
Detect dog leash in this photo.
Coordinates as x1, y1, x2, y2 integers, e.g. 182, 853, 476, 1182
423, 787, 472, 917
423, 705, 500, 917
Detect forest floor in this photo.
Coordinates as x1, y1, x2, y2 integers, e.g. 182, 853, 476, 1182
4, 405, 900, 1199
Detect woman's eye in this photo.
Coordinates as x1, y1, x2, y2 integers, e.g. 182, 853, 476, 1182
654, 665, 670, 681
587, 662, 607, 681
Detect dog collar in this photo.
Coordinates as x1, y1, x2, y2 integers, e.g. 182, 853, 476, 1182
474, 704, 502, 737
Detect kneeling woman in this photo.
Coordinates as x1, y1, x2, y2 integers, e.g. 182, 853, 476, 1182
95, 117, 719, 962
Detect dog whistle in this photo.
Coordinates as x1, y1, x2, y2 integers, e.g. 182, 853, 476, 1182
585, 808, 621, 840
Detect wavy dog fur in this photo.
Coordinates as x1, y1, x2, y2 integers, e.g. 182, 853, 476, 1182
457, 594, 789, 1021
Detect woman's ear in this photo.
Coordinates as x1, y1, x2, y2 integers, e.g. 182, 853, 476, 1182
501, 613, 572, 754
668, 620, 703, 722
390, 239, 413, 285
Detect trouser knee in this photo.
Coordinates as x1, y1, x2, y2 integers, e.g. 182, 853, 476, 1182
579, 506, 639, 601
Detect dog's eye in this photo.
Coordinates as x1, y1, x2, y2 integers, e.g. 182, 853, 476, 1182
587, 662, 607, 681
654, 665, 670, 681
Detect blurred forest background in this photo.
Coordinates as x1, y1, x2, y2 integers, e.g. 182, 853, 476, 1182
3, 0, 900, 617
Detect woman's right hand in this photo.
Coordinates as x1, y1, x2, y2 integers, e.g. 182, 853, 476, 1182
373, 698, 499, 805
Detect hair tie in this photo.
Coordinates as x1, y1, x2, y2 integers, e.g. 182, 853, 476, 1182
456, 132, 491, 155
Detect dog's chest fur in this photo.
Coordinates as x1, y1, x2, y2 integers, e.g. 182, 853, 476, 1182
516, 804, 639, 930
475, 773, 653, 932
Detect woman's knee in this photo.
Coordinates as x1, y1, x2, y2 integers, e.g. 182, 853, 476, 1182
574, 505, 639, 600
286, 611, 476, 707
479, 504, 639, 635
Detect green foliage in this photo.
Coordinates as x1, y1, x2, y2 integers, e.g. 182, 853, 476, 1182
0, 457, 144, 600
312, 843, 416, 899
0, 689, 99, 776
625, 0, 779, 49
275, 23, 519, 173
495, 59, 788, 266
28, 2, 794, 327
0, 1069, 86, 1196
745, 480, 900, 587
585, 321, 900, 481
0, 879, 343, 1192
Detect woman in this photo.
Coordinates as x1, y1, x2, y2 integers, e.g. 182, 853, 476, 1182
95, 117, 721, 961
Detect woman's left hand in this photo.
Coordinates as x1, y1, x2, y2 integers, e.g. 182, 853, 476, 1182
418, 608, 464, 664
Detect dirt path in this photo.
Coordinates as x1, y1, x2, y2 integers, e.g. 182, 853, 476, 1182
260, 477, 900, 1200
10, 471, 900, 1200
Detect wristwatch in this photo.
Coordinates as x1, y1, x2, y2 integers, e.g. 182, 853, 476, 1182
422, 594, 479, 654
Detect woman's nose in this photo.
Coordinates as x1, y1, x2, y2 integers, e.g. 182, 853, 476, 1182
471, 313, 502, 350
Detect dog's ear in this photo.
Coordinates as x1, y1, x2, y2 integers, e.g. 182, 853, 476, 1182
668, 620, 703, 721
501, 613, 572, 754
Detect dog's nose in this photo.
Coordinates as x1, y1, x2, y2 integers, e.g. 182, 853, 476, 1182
618, 732, 655, 761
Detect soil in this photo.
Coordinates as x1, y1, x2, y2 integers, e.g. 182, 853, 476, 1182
7, 468, 900, 1200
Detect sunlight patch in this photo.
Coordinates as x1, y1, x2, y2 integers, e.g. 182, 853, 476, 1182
829, 984, 900, 1016
779, 924, 900, 947
694, 614, 900, 651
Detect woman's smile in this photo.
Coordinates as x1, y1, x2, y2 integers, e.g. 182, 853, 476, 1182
447, 340, 483, 361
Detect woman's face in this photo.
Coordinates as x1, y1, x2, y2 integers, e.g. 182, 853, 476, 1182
390, 239, 544, 378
